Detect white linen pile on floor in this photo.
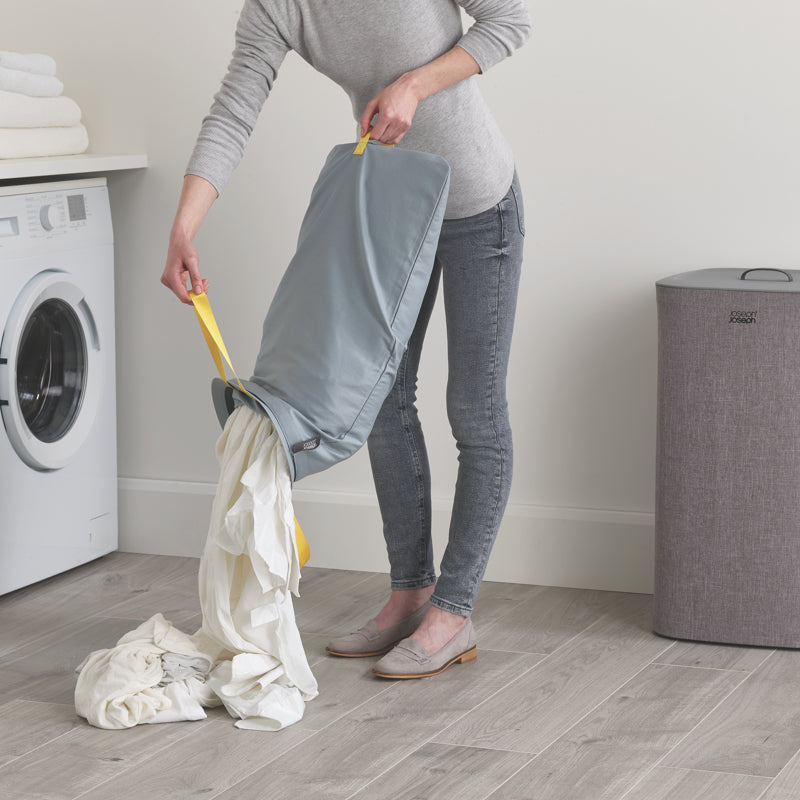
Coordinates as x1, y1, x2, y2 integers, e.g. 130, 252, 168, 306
0, 50, 88, 158
74, 614, 219, 728
75, 406, 318, 731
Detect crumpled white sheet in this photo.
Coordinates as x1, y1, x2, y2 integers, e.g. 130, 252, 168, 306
74, 406, 317, 731
199, 405, 318, 730
74, 613, 218, 729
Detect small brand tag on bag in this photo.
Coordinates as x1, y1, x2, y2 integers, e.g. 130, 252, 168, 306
292, 437, 321, 453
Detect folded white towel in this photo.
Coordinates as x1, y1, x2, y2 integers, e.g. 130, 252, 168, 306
0, 65, 63, 97
0, 90, 81, 128
0, 124, 88, 159
0, 51, 57, 76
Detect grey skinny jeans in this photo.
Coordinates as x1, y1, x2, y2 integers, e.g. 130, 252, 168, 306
366, 171, 525, 616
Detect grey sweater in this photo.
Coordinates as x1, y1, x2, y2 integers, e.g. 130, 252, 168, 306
186, 0, 531, 218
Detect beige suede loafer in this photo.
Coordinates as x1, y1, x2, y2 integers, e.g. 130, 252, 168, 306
326, 603, 429, 658
372, 619, 477, 679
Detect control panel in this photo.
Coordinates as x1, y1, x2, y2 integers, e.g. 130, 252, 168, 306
0, 180, 112, 255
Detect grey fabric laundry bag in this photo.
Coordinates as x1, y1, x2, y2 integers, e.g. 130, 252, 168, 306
210, 135, 450, 482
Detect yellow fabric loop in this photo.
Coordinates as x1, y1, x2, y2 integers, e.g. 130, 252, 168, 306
353, 128, 395, 155
294, 519, 311, 569
188, 290, 310, 568
189, 291, 249, 397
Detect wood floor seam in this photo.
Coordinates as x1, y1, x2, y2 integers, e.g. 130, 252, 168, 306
295, 569, 383, 621
3, 698, 73, 708
196, 726, 327, 800
755, 747, 800, 799
617, 761, 662, 800
662, 764, 779, 779
473, 589, 544, 639
427, 737, 541, 755
617, 763, 775, 800
515, 597, 662, 667
480, 647, 550, 656
65, 716, 221, 800
519, 643, 677, 757
429, 655, 548, 745
0, 724, 78, 777
478, 752, 541, 800
613, 667, 758, 798
81, 610, 161, 624
233, 677, 402, 783
10, 706, 320, 800
0, 619, 110, 666
342, 732, 539, 800
755, 779, 778, 800
648, 661, 767, 674
341, 743, 427, 800
65, 714, 284, 800
308, 679, 400, 732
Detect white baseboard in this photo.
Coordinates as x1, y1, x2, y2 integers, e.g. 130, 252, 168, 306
118, 478, 655, 594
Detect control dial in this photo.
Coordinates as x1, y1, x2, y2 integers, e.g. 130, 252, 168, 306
39, 204, 55, 231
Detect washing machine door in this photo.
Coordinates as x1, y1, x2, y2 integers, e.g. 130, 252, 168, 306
0, 269, 102, 471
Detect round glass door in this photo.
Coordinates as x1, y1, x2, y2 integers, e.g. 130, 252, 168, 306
0, 271, 102, 471
17, 298, 87, 443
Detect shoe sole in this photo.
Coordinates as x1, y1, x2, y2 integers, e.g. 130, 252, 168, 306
372, 646, 477, 679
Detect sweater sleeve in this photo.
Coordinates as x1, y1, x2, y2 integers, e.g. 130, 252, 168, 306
455, 0, 531, 74
185, 0, 291, 195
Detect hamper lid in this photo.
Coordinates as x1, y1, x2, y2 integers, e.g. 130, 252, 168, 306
657, 268, 800, 292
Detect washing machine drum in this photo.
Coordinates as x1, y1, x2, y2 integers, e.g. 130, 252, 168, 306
0, 270, 101, 471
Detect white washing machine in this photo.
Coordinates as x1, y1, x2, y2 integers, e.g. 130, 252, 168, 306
0, 177, 117, 595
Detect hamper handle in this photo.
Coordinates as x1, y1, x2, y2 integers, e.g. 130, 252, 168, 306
739, 268, 793, 282
189, 290, 252, 397
353, 127, 396, 155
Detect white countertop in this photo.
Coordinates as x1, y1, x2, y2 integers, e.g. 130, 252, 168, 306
0, 153, 148, 181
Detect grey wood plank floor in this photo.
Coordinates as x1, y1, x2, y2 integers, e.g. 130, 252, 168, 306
1, 552, 799, 800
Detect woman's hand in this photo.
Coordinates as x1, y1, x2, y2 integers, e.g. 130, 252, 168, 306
360, 73, 421, 144
360, 47, 480, 144
161, 230, 209, 305
361, 46, 481, 145
161, 174, 218, 305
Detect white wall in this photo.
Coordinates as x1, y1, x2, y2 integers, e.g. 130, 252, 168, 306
6, 1, 800, 593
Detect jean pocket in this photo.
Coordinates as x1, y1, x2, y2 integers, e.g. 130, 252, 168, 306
510, 178, 525, 237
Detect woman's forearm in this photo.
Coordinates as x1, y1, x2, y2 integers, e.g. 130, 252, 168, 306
161, 174, 218, 304
170, 174, 219, 242
360, 46, 480, 143
406, 45, 481, 105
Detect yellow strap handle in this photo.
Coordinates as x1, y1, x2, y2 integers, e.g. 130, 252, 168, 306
353, 127, 395, 156
294, 518, 310, 570
188, 290, 310, 568
189, 290, 252, 398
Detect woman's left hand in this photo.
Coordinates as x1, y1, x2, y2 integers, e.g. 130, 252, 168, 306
360, 73, 421, 144
360, 46, 480, 144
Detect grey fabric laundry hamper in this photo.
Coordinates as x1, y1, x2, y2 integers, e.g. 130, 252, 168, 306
654, 267, 800, 648
210, 134, 450, 482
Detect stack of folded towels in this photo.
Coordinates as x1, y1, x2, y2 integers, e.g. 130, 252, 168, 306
0, 50, 89, 159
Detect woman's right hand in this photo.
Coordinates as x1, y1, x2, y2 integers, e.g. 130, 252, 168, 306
161, 230, 208, 305
161, 174, 219, 305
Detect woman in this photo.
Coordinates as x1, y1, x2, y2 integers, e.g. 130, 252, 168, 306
161, 0, 530, 679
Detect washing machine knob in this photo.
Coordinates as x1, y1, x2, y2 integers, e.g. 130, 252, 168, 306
39, 204, 55, 231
